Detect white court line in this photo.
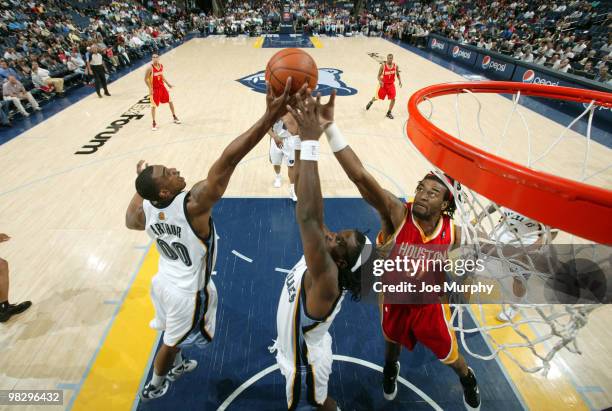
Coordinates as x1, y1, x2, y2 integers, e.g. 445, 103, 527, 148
217, 363, 279, 411
274, 267, 291, 274
333, 355, 442, 411
217, 355, 442, 411
231, 250, 253, 263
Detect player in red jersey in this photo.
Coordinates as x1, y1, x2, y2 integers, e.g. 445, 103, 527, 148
365, 53, 402, 119
145, 54, 180, 131
316, 91, 481, 410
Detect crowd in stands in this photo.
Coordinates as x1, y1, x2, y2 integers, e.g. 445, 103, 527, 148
0, 0, 191, 127
379, 1, 611, 84
195, 0, 610, 84
1, 0, 610, 128
194, 1, 366, 37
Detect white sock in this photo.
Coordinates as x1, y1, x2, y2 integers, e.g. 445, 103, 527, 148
151, 371, 165, 387
275, 173, 281, 178
173, 351, 183, 366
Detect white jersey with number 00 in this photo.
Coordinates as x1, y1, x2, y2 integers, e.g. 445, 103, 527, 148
143, 191, 217, 292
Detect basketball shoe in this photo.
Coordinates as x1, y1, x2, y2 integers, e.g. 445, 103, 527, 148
383, 361, 400, 400
152, 121, 158, 131
173, 116, 181, 124
386, 111, 394, 119
140, 379, 169, 401
460, 367, 480, 410
0, 301, 32, 323
167, 358, 198, 382
497, 305, 518, 322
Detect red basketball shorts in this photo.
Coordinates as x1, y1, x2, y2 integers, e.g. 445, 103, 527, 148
152, 86, 170, 106
377, 83, 396, 100
381, 303, 459, 364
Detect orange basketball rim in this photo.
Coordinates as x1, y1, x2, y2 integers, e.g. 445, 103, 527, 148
406, 81, 612, 244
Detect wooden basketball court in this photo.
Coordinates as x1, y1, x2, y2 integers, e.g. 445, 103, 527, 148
0, 35, 610, 410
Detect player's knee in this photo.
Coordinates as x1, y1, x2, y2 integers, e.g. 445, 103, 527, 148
163, 343, 181, 353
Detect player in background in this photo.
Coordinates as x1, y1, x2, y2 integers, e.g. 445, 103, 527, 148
125, 80, 298, 401
268, 113, 300, 201
145, 54, 180, 131
0, 233, 32, 323
365, 53, 402, 119
476, 204, 557, 322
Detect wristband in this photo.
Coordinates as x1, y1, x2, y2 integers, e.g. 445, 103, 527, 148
300, 141, 320, 161
324, 123, 348, 152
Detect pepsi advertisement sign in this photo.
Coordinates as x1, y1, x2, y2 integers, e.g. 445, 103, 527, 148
512, 66, 568, 87
512, 66, 612, 125
476, 54, 514, 80
449, 44, 477, 66
428, 37, 448, 55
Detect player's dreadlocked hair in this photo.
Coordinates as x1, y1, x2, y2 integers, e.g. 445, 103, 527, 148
338, 230, 370, 302
422, 172, 459, 219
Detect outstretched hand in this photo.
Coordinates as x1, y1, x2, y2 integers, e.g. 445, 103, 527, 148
286, 89, 324, 141
265, 79, 310, 121
315, 89, 335, 129
265, 78, 291, 120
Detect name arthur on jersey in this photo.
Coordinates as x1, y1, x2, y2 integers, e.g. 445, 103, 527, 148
150, 222, 183, 238
74, 95, 149, 155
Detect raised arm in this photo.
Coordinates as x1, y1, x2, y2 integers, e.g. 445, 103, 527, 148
317, 91, 405, 231
287, 91, 336, 281
188, 80, 298, 214
125, 160, 147, 230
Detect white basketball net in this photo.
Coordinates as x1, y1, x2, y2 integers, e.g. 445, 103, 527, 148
410, 87, 611, 375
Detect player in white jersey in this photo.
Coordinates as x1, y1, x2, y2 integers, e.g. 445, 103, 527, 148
273, 91, 372, 410
269, 113, 301, 201
125, 80, 298, 401
478, 204, 555, 322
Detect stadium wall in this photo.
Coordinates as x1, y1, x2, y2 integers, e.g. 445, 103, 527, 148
426, 33, 612, 125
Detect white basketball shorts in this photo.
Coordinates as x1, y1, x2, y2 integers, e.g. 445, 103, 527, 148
270, 136, 299, 167
149, 274, 218, 347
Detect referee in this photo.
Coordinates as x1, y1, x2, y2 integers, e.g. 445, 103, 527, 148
86, 45, 111, 98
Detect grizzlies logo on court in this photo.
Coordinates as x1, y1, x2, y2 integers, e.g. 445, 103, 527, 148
237, 68, 358, 96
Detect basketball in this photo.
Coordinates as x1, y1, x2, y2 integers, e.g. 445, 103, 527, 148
265, 48, 318, 96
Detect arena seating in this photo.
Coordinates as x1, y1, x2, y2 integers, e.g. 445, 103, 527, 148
0, 0, 191, 126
